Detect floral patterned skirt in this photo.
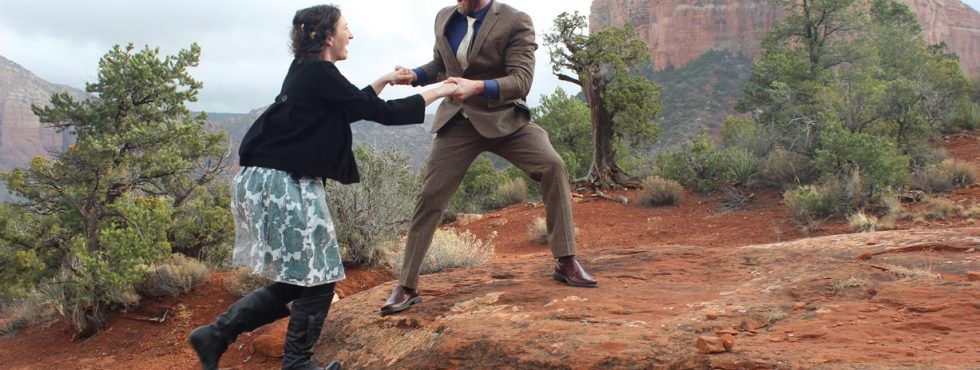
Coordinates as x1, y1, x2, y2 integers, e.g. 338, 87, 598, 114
231, 166, 345, 286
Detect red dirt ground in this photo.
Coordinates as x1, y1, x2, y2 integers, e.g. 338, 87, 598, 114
0, 132, 977, 369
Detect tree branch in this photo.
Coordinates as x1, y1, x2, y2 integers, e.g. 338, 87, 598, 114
555, 73, 582, 86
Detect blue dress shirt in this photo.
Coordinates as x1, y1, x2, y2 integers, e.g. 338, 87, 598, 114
413, 0, 500, 99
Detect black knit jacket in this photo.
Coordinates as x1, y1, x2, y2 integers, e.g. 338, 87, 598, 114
239, 59, 425, 184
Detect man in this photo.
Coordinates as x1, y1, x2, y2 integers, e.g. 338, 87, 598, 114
382, 0, 597, 316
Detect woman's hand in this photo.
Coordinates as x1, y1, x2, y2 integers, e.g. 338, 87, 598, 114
421, 81, 459, 106
371, 68, 416, 94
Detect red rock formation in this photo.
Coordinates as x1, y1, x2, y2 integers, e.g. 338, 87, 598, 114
0, 56, 84, 172
591, 0, 980, 78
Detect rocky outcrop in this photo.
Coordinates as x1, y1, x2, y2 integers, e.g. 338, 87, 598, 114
0, 56, 86, 172
591, 0, 980, 78
902, 0, 980, 78
312, 227, 980, 369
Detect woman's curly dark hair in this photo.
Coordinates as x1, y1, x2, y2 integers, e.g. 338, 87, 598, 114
290, 5, 342, 63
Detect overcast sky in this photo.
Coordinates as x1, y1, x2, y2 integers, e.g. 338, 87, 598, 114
0, 0, 594, 113
1, 0, 977, 113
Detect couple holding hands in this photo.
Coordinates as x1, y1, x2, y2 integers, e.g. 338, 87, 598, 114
189, 1, 595, 369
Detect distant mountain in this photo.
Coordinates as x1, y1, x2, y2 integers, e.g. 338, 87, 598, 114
0, 55, 434, 202
208, 108, 434, 178
0, 55, 88, 173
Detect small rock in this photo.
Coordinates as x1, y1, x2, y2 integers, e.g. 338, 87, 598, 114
966, 271, 980, 281
716, 328, 739, 336
739, 315, 769, 331
719, 333, 736, 351
706, 312, 720, 320
792, 302, 806, 311
694, 335, 728, 354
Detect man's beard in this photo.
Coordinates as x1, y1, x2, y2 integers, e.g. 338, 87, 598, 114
458, 0, 483, 16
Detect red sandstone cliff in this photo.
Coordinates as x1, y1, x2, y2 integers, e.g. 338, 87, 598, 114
591, 0, 980, 78
0, 56, 86, 172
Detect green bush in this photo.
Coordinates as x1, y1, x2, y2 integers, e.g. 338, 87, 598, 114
722, 116, 774, 157
759, 146, 818, 189
450, 155, 510, 213
722, 146, 761, 188
655, 135, 729, 194
326, 146, 420, 267
784, 184, 843, 224
814, 123, 910, 197
639, 176, 684, 207
136, 253, 209, 298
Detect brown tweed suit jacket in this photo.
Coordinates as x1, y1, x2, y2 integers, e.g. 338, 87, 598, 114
416, 1, 537, 138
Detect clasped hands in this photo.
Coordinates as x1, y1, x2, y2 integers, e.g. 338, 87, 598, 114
382, 66, 484, 101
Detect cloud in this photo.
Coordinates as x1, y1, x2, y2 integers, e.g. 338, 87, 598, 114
0, 0, 593, 113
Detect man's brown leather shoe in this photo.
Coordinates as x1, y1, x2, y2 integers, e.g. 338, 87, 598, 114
553, 256, 597, 288
380, 285, 421, 316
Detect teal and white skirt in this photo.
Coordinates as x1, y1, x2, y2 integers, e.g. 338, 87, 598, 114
231, 166, 346, 286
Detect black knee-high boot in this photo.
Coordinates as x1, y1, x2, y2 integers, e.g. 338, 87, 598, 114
282, 291, 340, 370
188, 287, 291, 370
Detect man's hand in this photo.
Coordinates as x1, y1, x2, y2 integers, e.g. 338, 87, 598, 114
390, 66, 417, 85
445, 77, 485, 101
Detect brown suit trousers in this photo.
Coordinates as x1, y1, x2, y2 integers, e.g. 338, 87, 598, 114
397, 2, 575, 289
397, 115, 576, 289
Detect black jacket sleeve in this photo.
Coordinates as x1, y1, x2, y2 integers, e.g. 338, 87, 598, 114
317, 63, 426, 126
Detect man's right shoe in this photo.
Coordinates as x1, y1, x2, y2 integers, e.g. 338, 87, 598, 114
553, 256, 598, 288
380, 285, 421, 316
188, 287, 290, 370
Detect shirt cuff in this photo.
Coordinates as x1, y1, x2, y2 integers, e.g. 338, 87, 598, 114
411, 67, 428, 87
481, 79, 500, 100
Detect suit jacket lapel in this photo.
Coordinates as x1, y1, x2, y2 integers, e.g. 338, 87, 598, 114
465, 1, 500, 71
436, 8, 463, 74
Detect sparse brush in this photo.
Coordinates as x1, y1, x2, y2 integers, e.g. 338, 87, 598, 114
415, 229, 495, 275
493, 177, 529, 208
0, 292, 55, 337
639, 176, 684, 207
881, 264, 941, 280
847, 211, 878, 232
923, 197, 962, 220
881, 194, 905, 220
833, 277, 868, 292
136, 253, 209, 298
526, 216, 578, 244
528, 216, 549, 244
766, 309, 788, 323
225, 267, 273, 298
912, 159, 978, 193
961, 205, 980, 219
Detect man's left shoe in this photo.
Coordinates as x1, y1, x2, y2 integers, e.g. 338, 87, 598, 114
380, 285, 422, 316
553, 257, 598, 288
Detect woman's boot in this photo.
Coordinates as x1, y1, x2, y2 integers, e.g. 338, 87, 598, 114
282, 292, 341, 370
188, 287, 290, 370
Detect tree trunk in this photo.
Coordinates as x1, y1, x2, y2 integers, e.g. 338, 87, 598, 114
580, 79, 641, 190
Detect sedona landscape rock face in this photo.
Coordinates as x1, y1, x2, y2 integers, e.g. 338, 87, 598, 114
0, 56, 84, 172
590, 0, 980, 78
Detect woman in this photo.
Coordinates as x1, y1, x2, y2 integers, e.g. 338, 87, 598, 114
188, 5, 456, 370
